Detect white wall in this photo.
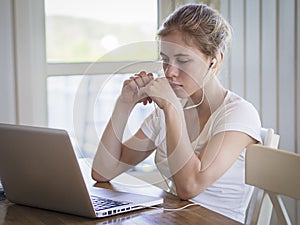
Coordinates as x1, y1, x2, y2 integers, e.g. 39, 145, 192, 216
0, 0, 47, 126
0, 0, 16, 124
220, 0, 299, 154
220, 0, 299, 224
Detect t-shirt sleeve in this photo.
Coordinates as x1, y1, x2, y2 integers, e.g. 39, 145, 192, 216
140, 108, 166, 146
212, 99, 262, 143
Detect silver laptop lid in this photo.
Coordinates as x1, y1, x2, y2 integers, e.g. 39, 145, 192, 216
0, 123, 163, 218
0, 123, 96, 217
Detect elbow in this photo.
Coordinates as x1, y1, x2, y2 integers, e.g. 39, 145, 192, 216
176, 183, 203, 200
176, 189, 198, 200
176, 192, 191, 201
91, 169, 111, 182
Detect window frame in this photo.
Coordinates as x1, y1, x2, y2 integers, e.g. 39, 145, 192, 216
12, 0, 178, 126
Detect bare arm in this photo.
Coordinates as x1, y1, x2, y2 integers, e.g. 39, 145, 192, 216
92, 72, 156, 182
163, 104, 257, 199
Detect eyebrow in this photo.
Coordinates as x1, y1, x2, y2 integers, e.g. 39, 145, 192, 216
160, 52, 190, 57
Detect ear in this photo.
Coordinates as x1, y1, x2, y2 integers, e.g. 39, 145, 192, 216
214, 50, 224, 62
211, 51, 224, 70
220, 51, 224, 61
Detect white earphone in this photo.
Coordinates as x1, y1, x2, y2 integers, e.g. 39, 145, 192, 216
210, 58, 217, 69
183, 58, 217, 110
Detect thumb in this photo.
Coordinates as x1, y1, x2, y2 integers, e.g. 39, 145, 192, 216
137, 86, 148, 99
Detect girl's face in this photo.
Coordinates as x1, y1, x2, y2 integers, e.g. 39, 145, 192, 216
160, 31, 211, 99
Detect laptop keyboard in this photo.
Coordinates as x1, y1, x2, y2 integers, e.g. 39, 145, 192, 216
91, 196, 130, 211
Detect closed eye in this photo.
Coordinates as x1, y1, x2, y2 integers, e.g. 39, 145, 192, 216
177, 59, 190, 64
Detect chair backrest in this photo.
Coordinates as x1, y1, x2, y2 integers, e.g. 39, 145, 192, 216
245, 128, 280, 225
245, 144, 300, 225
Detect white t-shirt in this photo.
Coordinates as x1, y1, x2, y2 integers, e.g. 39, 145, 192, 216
140, 90, 262, 223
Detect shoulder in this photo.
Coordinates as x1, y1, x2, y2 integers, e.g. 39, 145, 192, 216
212, 90, 262, 142
223, 91, 260, 119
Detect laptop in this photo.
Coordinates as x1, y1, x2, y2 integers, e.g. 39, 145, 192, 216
0, 123, 163, 218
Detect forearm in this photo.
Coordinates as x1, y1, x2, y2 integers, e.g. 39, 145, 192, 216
92, 98, 134, 181
164, 105, 202, 198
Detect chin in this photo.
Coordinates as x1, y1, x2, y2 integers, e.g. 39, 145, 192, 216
172, 88, 190, 99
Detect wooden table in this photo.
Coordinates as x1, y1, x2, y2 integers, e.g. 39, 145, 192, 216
0, 160, 242, 225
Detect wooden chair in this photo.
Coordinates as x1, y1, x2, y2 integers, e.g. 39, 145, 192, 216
245, 144, 300, 225
245, 128, 280, 225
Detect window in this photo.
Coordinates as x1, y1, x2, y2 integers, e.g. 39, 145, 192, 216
45, 0, 158, 62
45, 0, 159, 172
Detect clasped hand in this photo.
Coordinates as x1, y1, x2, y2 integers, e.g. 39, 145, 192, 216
120, 71, 178, 110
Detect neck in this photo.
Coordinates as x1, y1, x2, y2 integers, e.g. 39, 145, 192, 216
186, 78, 226, 113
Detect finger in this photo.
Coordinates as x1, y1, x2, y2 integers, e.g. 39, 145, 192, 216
137, 71, 147, 76
143, 98, 148, 105
140, 97, 152, 105
123, 79, 131, 88
133, 76, 145, 89
142, 73, 154, 85
137, 71, 152, 86
127, 77, 139, 92
138, 73, 148, 86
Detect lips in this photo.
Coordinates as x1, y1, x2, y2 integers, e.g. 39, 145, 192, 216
169, 82, 182, 90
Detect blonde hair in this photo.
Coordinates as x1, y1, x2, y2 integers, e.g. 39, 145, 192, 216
158, 3, 233, 59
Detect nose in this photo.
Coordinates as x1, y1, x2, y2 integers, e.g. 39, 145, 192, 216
164, 63, 179, 79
